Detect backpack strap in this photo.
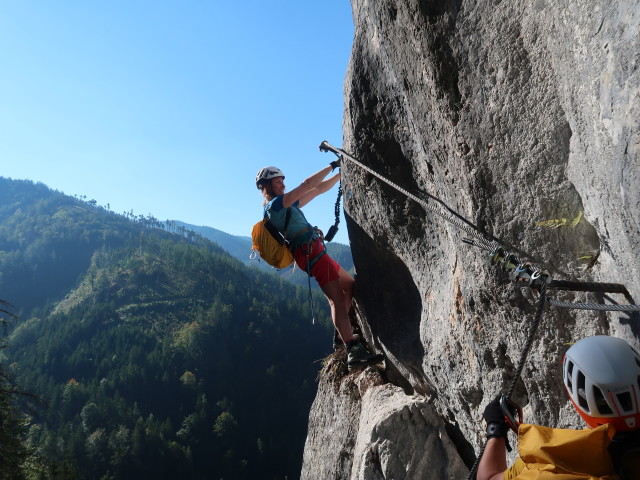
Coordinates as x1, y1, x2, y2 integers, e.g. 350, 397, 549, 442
263, 207, 291, 247
609, 430, 640, 479
283, 207, 291, 238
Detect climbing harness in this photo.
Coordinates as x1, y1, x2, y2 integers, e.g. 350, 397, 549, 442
302, 234, 328, 325
318, 140, 640, 478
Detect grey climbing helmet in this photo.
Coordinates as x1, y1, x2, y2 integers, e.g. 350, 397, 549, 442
563, 335, 640, 431
256, 166, 284, 188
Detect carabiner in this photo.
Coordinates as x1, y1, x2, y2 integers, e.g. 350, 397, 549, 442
500, 395, 523, 433
513, 263, 533, 282
529, 270, 550, 290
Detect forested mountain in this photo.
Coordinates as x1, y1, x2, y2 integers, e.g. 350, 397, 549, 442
173, 221, 253, 263
0, 177, 333, 479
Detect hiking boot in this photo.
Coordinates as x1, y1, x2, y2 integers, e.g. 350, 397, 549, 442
347, 341, 384, 370
333, 332, 359, 350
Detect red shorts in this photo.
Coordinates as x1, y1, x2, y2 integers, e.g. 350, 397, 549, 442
294, 238, 341, 288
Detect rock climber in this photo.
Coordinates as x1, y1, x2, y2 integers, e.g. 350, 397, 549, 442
255, 163, 383, 370
477, 335, 640, 479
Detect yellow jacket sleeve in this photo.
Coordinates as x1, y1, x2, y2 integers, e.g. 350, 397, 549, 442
503, 424, 619, 479
504, 457, 525, 479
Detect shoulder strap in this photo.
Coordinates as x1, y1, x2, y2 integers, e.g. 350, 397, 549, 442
609, 430, 640, 480
283, 207, 291, 235
262, 207, 292, 247
263, 204, 291, 235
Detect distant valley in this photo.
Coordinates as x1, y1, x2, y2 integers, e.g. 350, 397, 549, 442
0, 176, 337, 479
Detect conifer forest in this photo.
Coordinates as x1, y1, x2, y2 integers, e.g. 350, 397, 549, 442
0, 177, 334, 479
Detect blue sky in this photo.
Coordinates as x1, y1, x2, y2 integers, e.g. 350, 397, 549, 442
0, 2, 354, 245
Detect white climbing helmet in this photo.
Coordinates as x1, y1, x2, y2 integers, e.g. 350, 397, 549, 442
563, 335, 640, 431
255, 166, 284, 188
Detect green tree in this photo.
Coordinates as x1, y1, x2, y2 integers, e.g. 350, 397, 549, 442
0, 300, 37, 478
213, 411, 238, 438
0, 178, 335, 479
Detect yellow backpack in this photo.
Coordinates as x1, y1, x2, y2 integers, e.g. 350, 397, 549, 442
506, 423, 623, 479
250, 208, 294, 270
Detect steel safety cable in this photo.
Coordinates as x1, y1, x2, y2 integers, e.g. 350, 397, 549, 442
324, 143, 497, 252
467, 282, 548, 480
319, 141, 640, 480
319, 142, 639, 478
320, 141, 640, 312
547, 298, 640, 312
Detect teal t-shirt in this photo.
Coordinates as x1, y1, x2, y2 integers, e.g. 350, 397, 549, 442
265, 195, 314, 247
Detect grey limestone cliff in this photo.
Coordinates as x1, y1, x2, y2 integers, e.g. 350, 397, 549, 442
302, 1, 640, 479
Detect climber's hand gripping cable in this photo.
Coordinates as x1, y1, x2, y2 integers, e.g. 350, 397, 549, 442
483, 396, 522, 452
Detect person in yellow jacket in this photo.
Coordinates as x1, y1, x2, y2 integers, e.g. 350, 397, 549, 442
477, 335, 640, 480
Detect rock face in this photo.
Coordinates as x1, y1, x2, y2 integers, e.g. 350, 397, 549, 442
302, 0, 640, 478
301, 350, 468, 479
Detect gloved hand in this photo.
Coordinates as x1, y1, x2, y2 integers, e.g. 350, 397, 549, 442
483, 397, 509, 439
330, 158, 341, 171
483, 397, 505, 425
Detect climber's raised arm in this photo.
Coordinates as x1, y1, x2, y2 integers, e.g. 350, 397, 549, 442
282, 164, 335, 208
295, 172, 340, 208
